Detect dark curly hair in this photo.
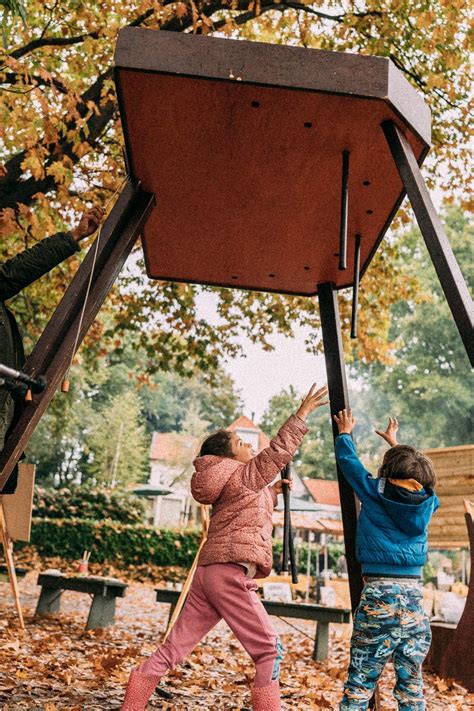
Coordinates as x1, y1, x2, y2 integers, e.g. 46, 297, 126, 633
199, 429, 234, 458
378, 445, 436, 489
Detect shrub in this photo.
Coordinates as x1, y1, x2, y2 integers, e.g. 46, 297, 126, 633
33, 486, 146, 524
19, 518, 200, 567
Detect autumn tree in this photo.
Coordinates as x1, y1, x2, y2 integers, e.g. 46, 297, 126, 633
350, 207, 473, 452
1, 1, 471, 375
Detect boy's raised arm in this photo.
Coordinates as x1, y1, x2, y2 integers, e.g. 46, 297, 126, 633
334, 409, 377, 501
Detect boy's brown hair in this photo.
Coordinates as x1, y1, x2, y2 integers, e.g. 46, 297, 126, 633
199, 429, 233, 458
378, 444, 436, 489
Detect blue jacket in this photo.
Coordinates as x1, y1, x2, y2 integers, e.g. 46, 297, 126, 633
335, 434, 439, 577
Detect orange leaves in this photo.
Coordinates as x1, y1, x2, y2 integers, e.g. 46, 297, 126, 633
46, 160, 73, 187
20, 151, 45, 180
0, 207, 18, 237
175, 2, 188, 19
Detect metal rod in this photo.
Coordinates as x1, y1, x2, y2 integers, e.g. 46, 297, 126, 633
350, 234, 361, 339
382, 120, 474, 366
0, 364, 46, 393
288, 519, 298, 584
339, 150, 350, 271
281, 463, 291, 573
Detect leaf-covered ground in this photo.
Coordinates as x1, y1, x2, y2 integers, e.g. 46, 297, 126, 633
0, 565, 472, 710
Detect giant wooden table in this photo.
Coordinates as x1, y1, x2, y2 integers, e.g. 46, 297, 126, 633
1, 29, 473, 704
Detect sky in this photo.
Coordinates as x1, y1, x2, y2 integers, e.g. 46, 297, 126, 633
203, 187, 447, 423
197, 290, 332, 422
223, 332, 328, 422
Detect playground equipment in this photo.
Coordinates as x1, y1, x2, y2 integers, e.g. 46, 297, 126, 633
0, 30, 473, 700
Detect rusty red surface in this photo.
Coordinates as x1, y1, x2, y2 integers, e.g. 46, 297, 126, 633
115, 29, 430, 294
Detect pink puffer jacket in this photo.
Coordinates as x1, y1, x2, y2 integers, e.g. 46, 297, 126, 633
191, 415, 308, 578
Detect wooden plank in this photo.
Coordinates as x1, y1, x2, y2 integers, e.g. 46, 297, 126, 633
37, 574, 127, 597
115, 28, 431, 145
2, 463, 35, 542
155, 588, 350, 623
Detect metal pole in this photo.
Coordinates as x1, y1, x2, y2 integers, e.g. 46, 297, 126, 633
281, 463, 290, 573
288, 519, 298, 585
382, 120, 474, 366
339, 150, 350, 271
350, 234, 361, 339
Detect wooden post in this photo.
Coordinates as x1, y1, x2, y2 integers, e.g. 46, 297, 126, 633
317, 281, 363, 610
0, 182, 155, 490
163, 505, 210, 641
0, 500, 25, 629
318, 281, 380, 710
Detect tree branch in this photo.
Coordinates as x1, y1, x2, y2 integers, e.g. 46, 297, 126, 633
1, 71, 69, 94
0, 67, 115, 209
8, 7, 156, 59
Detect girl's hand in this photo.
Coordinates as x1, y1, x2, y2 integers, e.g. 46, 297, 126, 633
334, 408, 356, 434
295, 383, 329, 421
271, 479, 293, 496
375, 416, 399, 447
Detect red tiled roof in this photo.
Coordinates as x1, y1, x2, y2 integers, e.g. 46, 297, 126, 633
150, 415, 271, 461
272, 511, 343, 535
227, 416, 271, 451
150, 432, 199, 462
303, 478, 341, 507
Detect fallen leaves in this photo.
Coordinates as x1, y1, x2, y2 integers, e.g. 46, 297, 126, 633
0, 565, 472, 709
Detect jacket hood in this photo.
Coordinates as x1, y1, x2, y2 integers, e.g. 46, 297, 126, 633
191, 455, 242, 504
378, 478, 439, 537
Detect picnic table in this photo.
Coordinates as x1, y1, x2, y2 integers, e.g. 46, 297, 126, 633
155, 588, 351, 661
35, 573, 127, 630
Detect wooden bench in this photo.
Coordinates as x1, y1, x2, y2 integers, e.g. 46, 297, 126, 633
0, 564, 28, 581
155, 588, 351, 661
35, 573, 127, 630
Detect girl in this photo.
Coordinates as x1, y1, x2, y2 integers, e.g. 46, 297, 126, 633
334, 410, 439, 710
122, 383, 328, 711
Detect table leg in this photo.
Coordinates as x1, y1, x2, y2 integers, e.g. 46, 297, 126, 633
86, 594, 116, 629
35, 586, 62, 616
313, 622, 329, 661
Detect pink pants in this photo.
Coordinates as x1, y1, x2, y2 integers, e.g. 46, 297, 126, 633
139, 563, 282, 687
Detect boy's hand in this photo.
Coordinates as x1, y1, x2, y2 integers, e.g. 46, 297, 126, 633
375, 417, 399, 447
295, 383, 329, 421
334, 408, 355, 434
271, 479, 293, 496
71, 206, 104, 242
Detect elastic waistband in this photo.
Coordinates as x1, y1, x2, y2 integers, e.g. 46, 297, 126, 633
363, 576, 422, 585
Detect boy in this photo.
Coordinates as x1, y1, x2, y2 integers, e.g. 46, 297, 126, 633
334, 409, 439, 711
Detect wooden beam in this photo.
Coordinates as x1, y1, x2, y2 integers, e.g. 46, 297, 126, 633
0, 182, 155, 490
317, 282, 362, 609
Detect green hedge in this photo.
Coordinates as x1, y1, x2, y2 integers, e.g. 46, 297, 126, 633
21, 518, 200, 566
33, 486, 146, 524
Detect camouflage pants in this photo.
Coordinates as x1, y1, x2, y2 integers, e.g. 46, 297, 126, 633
340, 579, 431, 710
